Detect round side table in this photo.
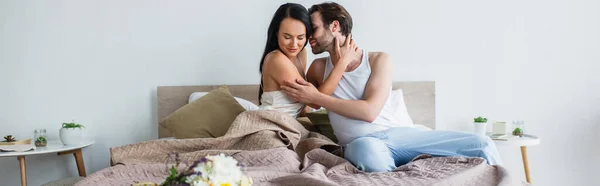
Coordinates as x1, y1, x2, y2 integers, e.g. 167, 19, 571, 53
492, 134, 540, 184
0, 140, 95, 186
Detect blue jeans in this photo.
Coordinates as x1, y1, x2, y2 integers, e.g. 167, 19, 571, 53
343, 127, 502, 172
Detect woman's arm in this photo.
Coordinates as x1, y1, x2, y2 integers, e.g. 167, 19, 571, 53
303, 36, 359, 109
283, 52, 392, 122
263, 51, 305, 90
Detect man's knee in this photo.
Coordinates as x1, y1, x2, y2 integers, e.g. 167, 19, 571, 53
467, 134, 502, 165
344, 137, 395, 172
472, 134, 493, 147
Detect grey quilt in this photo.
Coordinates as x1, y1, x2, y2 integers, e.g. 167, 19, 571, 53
76, 110, 522, 186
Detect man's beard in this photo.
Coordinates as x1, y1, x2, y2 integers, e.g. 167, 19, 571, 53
311, 32, 334, 54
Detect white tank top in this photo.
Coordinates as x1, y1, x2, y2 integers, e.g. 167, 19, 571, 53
324, 50, 402, 146
259, 91, 304, 118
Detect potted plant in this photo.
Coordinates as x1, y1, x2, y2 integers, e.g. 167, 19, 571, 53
512, 120, 525, 137
35, 136, 47, 147
512, 128, 524, 137
3, 135, 16, 142
60, 121, 85, 145
473, 116, 488, 136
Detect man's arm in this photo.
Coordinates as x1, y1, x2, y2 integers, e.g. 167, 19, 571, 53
283, 52, 392, 122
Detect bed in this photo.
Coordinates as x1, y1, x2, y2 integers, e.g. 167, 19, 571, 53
75, 81, 522, 186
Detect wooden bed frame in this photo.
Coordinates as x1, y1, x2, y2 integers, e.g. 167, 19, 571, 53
157, 81, 435, 138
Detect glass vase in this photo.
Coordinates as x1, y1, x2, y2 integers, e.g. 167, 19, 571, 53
34, 129, 48, 147
512, 120, 525, 137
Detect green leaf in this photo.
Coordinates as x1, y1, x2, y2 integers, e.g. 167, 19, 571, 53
62, 121, 85, 129
169, 166, 178, 176
473, 116, 488, 123
36, 136, 47, 142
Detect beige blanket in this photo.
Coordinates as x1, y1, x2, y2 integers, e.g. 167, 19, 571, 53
77, 110, 522, 186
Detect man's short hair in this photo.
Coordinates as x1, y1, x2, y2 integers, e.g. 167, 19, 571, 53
308, 2, 353, 36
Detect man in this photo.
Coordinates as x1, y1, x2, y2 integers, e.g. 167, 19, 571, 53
281, 2, 502, 172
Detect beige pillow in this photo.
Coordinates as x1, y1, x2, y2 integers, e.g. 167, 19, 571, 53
160, 86, 246, 139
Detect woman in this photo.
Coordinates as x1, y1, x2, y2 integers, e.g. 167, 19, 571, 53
258, 3, 312, 118
258, 3, 358, 118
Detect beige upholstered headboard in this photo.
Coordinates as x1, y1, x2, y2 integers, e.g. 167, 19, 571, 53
157, 81, 435, 138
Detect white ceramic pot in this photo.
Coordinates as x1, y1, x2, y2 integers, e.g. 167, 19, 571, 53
59, 128, 83, 145
473, 122, 487, 136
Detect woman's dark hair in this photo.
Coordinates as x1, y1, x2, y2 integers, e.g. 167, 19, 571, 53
258, 3, 312, 104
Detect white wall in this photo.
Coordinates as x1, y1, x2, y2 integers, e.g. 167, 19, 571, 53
1, 0, 598, 185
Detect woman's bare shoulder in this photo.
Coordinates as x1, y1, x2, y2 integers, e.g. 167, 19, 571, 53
263, 50, 295, 72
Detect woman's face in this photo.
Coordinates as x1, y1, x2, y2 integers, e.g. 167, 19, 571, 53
278, 18, 307, 58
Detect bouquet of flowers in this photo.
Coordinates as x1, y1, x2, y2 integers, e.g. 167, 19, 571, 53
160, 153, 253, 186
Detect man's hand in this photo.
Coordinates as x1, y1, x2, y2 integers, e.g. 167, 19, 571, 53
331, 33, 360, 68
281, 79, 321, 104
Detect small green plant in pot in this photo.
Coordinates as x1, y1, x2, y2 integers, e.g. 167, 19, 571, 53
512, 127, 524, 137
474, 116, 488, 123
35, 136, 47, 147
62, 122, 84, 129
473, 116, 488, 136
512, 120, 525, 137
60, 120, 85, 145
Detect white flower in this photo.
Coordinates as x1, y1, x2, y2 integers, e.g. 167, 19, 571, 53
193, 164, 212, 180
185, 153, 251, 186
184, 174, 209, 186
185, 174, 198, 184
191, 180, 209, 186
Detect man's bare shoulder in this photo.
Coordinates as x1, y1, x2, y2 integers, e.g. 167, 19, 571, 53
307, 57, 328, 83
308, 57, 327, 73
311, 57, 327, 66
368, 51, 391, 66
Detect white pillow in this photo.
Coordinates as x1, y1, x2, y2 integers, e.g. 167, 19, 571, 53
189, 92, 259, 111
390, 89, 414, 126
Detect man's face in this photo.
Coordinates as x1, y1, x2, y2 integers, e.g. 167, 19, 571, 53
309, 12, 334, 55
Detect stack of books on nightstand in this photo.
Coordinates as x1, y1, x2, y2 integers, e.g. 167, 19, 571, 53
487, 133, 508, 141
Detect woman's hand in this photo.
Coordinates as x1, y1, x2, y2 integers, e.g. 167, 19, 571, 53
331, 33, 359, 69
